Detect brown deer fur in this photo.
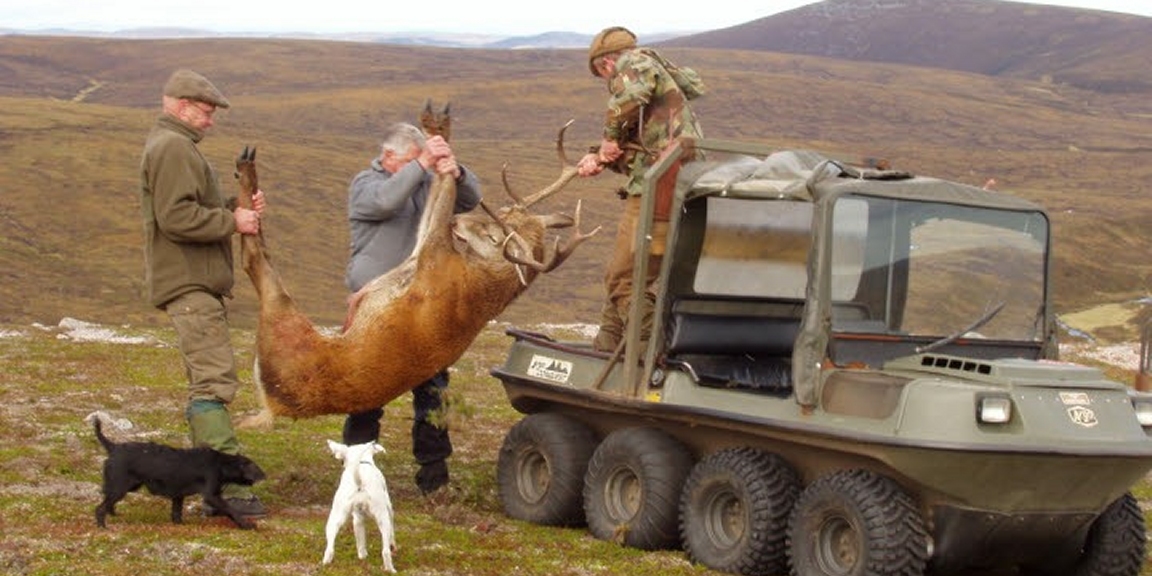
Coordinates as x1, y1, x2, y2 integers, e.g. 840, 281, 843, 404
233, 104, 596, 422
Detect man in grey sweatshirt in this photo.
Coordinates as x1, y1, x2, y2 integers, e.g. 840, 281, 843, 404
343, 122, 481, 495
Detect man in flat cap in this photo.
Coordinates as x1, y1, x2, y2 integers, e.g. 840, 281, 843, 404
577, 27, 706, 353
139, 68, 268, 519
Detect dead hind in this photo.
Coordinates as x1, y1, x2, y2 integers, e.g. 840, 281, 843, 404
233, 107, 597, 426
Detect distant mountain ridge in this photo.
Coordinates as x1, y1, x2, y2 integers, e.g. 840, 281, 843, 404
661, 0, 1152, 93
5, 0, 1150, 89
0, 27, 685, 49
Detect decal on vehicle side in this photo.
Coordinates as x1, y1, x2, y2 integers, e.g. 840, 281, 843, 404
1066, 406, 1099, 428
1059, 392, 1090, 406
528, 354, 573, 384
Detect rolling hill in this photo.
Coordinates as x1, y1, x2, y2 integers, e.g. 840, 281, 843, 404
1, 0, 1150, 340
662, 0, 1152, 101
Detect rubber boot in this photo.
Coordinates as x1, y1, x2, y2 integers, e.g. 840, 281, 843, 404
187, 400, 257, 503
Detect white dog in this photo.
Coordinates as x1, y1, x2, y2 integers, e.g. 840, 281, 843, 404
322, 440, 396, 572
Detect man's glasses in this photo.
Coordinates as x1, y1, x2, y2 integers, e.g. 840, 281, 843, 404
186, 100, 217, 116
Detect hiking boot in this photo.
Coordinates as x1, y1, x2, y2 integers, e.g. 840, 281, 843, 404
416, 460, 449, 495
206, 495, 267, 518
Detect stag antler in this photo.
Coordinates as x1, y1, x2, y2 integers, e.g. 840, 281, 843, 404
503, 120, 580, 208
503, 199, 600, 274
479, 200, 512, 237
491, 119, 599, 283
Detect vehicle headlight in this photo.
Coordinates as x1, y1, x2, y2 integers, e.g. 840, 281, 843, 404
1132, 399, 1152, 427
977, 394, 1012, 424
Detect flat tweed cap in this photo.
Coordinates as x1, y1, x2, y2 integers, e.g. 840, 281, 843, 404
163, 69, 230, 109
588, 26, 637, 75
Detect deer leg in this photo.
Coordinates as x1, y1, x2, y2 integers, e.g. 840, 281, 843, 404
233, 146, 302, 316
412, 174, 458, 260
235, 355, 275, 430
419, 99, 451, 141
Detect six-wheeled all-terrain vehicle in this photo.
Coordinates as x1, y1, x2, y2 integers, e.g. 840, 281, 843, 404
490, 138, 1152, 576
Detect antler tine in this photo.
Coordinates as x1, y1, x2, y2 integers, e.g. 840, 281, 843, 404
500, 162, 526, 206
520, 120, 579, 208
502, 233, 552, 274
555, 119, 575, 166
502, 199, 601, 275
543, 199, 600, 272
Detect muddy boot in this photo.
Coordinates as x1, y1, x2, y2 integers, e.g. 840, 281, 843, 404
415, 458, 449, 496
413, 377, 452, 495
187, 400, 267, 517
414, 422, 450, 496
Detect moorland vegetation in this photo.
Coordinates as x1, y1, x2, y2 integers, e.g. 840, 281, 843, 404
3, 3, 1152, 574
1, 13, 1151, 339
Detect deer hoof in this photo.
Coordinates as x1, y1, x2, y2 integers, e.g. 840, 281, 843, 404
236, 409, 274, 430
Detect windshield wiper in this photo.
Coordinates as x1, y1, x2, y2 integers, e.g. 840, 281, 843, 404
916, 301, 1006, 354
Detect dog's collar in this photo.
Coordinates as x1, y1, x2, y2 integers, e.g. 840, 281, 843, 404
359, 461, 375, 465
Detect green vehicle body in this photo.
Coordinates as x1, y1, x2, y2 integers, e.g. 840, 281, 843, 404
491, 139, 1152, 575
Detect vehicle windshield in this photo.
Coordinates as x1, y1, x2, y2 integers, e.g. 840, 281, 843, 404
830, 194, 1049, 342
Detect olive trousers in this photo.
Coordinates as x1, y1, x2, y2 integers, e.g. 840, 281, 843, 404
165, 290, 240, 405
166, 290, 254, 499
592, 196, 668, 352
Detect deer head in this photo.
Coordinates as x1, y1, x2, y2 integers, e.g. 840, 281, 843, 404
449, 120, 597, 281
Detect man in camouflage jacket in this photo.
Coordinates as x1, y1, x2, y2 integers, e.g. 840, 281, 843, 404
577, 26, 705, 352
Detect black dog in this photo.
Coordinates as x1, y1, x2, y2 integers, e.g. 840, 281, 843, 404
93, 418, 266, 529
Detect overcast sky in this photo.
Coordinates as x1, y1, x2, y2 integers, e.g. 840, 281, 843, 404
4, 0, 1149, 37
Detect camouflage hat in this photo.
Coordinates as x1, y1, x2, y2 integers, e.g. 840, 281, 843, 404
162, 69, 230, 109
588, 26, 637, 76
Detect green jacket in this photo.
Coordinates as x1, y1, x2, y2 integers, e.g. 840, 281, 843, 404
140, 115, 237, 309
602, 47, 705, 196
